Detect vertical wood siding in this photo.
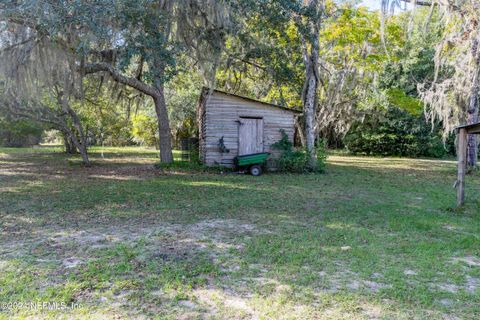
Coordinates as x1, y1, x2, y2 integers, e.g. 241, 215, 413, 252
238, 118, 264, 155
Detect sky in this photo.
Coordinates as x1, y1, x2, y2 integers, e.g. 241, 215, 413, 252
359, 0, 415, 12
361, 0, 382, 11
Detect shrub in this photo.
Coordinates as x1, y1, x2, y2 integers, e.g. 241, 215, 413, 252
0, 117, 44, 147
131, 114, 158, 147
316, 141, 327, 172
344, 107, 452, 158
272, 130, 326, 173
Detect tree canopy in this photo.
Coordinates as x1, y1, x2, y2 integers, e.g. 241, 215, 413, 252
0, 0, 477, 167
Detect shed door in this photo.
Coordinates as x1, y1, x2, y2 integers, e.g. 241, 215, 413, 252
238, 118, 263, 155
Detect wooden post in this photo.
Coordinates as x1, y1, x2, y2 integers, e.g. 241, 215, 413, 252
457, 128, 467, 207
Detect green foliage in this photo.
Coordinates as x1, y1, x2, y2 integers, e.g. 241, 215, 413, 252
272, 133, 307, 173
73, 81, 136, 147
218, 3, 405, 149
0, 0, 455, 163
386, 88, 423, 116
344, 107, 452, 158
342, 10, 450, 159
165, 66, 203, 142
272, 130, 326, 173
216, 2, 304, 107
112, 0, 180, 83
316, 141, 328, 172
0, 117, 44, 147
104, 120, 134, 146
321, 6, 401, 73
131, 113, 158, 147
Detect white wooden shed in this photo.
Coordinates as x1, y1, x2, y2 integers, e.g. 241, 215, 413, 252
197, 88, 301, 167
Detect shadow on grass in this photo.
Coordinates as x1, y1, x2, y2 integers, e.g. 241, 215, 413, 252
1, 149, 480, 318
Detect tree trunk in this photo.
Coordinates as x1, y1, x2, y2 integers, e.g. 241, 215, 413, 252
58, 93, 91, 166
304, 70, 318, 169
67, 111, 89, 165
63, 133, 76, 154
65, 129, 90, 166
301, 42, 320, 170
297, 0, 322, 171
153, 86, 174, 164
467, 37, 480, 169
77, 141, 90, 166
62, 128, 90, 165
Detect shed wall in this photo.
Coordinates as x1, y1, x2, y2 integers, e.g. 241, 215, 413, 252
202, 91, 295, 167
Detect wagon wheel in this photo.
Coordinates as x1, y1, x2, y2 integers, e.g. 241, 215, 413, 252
249, 165, 263, 176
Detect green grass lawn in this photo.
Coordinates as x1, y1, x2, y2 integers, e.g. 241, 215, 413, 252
0, 146, 479, 319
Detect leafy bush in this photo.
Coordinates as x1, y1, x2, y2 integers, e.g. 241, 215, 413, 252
0, 117, 44, 147
344, 107, 452, 158
272, 130, 326, 173
131, 114, 158, 147
101, 119, 133, 147
316, 142, 328, 172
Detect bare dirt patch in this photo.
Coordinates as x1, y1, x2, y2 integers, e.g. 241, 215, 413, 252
404, 269, 418, 276
1, 218, 267, 268
347, 279, 391, 292
431, 275, 480, 294
452, 256, 480, 267
465, 276, 480, 294
62, 257, 83, 268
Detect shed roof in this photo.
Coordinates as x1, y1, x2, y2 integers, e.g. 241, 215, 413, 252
201, 87, 302, 114
456, 122, 480, 134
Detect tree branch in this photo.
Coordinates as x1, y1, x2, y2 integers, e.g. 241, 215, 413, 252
0, 36, 36, 53
83, 62, 158, 97
399, 0, 433, 6
395, 0, 463, 13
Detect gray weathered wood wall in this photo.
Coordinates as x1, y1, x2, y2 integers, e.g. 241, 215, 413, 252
198, 90, 297, 167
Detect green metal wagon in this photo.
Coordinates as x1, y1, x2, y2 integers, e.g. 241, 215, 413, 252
234, 152, 270, 176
